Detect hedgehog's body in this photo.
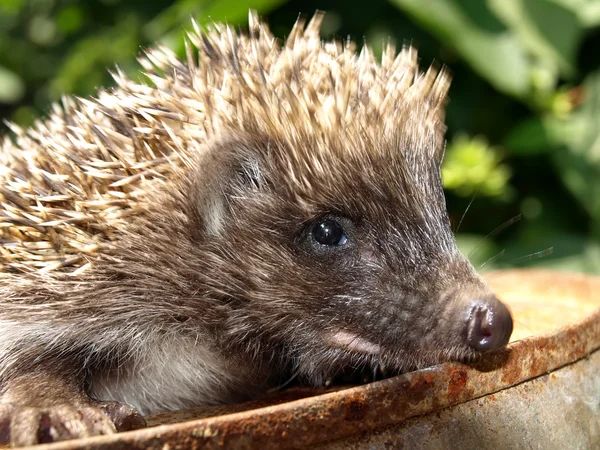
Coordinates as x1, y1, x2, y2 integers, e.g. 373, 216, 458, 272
0, 12, 512, 446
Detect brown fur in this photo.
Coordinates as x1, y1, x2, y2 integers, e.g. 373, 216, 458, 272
0, 12, 510, 446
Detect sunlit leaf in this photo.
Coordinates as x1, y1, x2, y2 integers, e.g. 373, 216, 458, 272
56, 6, 85, 35
550, 71, 600, 221
443, 134, 511, 197
548, 0, 600, 28
504, 114, 584, 155
0, 65, 25, 104
490, 0, 583, 78
144, 0, 287, 43
390, 0, 530, 97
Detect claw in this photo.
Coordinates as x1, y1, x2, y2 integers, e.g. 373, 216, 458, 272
96, 401, 146, 432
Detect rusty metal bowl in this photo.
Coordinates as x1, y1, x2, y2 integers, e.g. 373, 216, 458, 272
24, 269, 600, 449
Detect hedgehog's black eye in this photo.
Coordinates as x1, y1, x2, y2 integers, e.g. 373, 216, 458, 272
312, 219, 348, 246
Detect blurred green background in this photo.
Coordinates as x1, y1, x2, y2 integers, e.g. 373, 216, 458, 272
1, 0, 599, 273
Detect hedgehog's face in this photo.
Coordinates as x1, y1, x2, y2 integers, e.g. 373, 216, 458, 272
188, 131, 512, 385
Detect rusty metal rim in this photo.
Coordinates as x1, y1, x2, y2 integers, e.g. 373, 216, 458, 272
29, 271, 600, 450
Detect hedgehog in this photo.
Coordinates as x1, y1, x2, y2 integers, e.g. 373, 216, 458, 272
0, 11, 513, 446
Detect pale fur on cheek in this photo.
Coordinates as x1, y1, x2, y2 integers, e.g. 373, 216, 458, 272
324, 330, 381, 355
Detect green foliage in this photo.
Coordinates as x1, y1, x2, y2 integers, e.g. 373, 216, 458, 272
551, 73, 600, 224
390, 0, 531, 97
390, 0, 600, 272
0, 65, 24, 103
442, 135, 511, 198
0, 0, 598, 273
0, 0, 285, 127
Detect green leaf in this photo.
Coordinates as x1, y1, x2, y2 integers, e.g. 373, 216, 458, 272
0, 0, 25, 16
56, 6, 85, 35
49, 14, 142, 99
443, 134, 511, 197
0, 65, 25, 104
549, 71, 600, 222
503, 117, 554, 155
547, 0, 600, 29
391, 0, 587, 99
503, 114, 585, 155
389, 0, 530, 97
144, 0, 287, 43
490, 0, 583, 78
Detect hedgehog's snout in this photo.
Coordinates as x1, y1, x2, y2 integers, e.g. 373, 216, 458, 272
465, 296, 513, 352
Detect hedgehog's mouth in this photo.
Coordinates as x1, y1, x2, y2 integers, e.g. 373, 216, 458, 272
324, 330, 381, 355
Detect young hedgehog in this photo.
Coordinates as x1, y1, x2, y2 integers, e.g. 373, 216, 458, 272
0, 11, 512, 446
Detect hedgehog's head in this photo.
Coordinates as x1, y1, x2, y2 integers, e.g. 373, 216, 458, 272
98, 12, 513, 386
125, 12, 513, 386
178, 112, 512, 385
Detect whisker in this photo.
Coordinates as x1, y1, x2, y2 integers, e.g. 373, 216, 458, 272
505, 247, 554, 265
455, 193, 477, 233
468, 214, 522, 258
270, 367, 302, 392
511, 317, 536, 338
479, 249, 505, 270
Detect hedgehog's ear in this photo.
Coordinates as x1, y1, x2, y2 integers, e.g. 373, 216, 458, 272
188, 137, 265, 237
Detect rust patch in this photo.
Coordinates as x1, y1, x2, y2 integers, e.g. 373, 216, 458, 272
447, 369, 468, 403
384, 437, 404, 449
408, 372, 435, 395
499, 349, 524, 385
529, 354, 549, 375
343, 395, 368, 421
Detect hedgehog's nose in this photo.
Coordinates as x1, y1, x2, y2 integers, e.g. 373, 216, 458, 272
466, 296, 513, 352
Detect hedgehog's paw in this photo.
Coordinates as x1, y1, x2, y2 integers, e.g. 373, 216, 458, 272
0, 401, 145, 447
